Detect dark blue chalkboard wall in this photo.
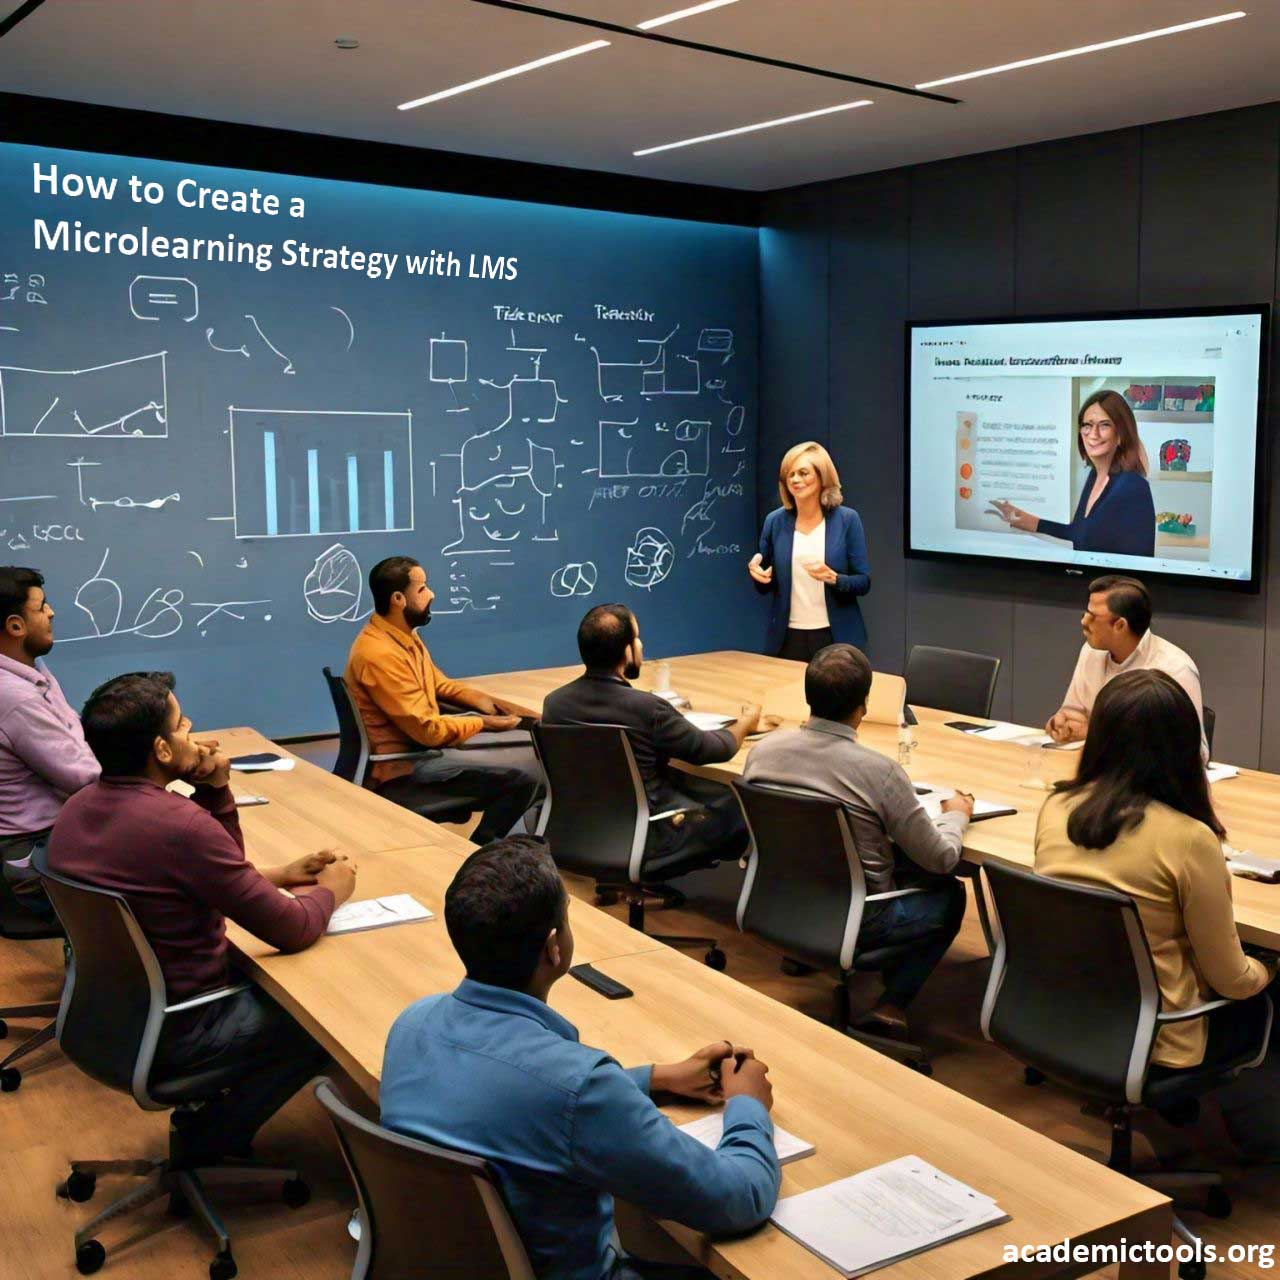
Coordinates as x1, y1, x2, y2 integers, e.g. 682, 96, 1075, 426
0, 142, 759, 734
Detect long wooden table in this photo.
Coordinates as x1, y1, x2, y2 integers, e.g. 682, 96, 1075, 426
210, 720, 1171, 1280
475, 651, 1280, 950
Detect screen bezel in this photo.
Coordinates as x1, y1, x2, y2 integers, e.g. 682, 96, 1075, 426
903, 303, 1271, 593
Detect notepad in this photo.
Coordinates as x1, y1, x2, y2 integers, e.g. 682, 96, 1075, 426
683, 710, 735, 732
915, 784, 1017, 823
679, 1113, 815, 1165
769, 1155, 1009, 1278
326, 894, 434, 935
1206, 762, 1240, 785
230, 753, 296, 773
955, 722, 1083, 751
1225, 848, 1280, 884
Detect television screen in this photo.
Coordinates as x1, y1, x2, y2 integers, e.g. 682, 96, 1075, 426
906, 307, 1268, 589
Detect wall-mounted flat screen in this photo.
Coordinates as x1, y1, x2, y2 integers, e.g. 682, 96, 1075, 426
906, 307, 1268, 589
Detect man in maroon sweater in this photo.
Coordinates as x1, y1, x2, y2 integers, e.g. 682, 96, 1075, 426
49, 671, 356, 1162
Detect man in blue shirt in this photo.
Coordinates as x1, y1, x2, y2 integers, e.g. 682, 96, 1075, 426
381, 836, 780, 1280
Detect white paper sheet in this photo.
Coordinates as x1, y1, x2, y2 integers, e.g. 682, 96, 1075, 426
679, 1112, 814, 1165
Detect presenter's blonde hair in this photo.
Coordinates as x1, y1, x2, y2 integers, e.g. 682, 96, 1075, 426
778, 442, 843, 512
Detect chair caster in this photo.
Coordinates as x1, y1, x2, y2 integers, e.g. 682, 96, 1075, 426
780, 957, 816, 977
1203, 1185, 1232, 1219
75, 1240, 106, 1275
0, 1066, 20, 1091
1024, 1066, 1045, 1086
282, 1177, 311, 1209
704, 947, 727, 971
168, 1191, 190, 1217
0, 1018, 7, 1038
1178, 1261, 1206, 1280
912, 1061, 934, 1077
210, 1250, 238, 1280
58, 1171, 96, 1202
594, 889, 620, 906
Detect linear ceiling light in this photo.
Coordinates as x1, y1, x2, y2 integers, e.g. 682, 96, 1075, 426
397, 39, 609, 109
637, 0, 739, 29
915, 11, 1246, 89
635, 98, 872, 156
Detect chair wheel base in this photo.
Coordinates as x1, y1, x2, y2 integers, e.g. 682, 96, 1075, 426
210, 1250, 238, 1280
0, 1066, 20, 1091
0, 1018, 7, 1039
1024, 1066, 1046, 1086
58, 1171, 96, 1202
912, 1061, 934, 1077
282, 1177, 310, 1209
1204, 1185, 1232, 1219
594, 890, 620, 906
704, 947, 727, 971
780, 957, 816, 977
1178, 1262, 1206, 1280
76, 1240, 106, 1275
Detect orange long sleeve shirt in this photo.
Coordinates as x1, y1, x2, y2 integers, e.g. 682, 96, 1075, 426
344, 613, 486, 785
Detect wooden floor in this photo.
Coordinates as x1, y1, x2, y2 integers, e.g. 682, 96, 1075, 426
4, 744, 1276, 1279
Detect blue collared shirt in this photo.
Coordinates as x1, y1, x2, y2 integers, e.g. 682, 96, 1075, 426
381, 979, 780, 1280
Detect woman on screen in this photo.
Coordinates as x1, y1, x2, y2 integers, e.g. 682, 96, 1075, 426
989, 390, 1156, 557
1035, 669, 1274, 1072
746, 442, 871, 660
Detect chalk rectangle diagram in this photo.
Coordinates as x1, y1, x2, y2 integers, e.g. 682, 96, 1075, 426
229, 408, 413, 539
0, 352, 169, 438
599, 418, 710, 479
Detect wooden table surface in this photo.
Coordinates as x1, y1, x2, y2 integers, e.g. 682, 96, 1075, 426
475, 651, 1280, 949
210, 714, 1171, 1280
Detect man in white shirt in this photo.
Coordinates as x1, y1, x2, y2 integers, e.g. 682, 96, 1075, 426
1046, 575, 1207, 758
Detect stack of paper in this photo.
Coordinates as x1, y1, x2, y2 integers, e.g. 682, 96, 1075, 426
230, 753, 296, 773
914, 783, 1016, 823
326, 894, 434, 935
682, 710, 735, 732
1206, 763, 1239, 785
679, 1113, 815, 1165
955, 722, 1084, 751
769, 1155, 1008, 1278
1224, 848, 1280, 884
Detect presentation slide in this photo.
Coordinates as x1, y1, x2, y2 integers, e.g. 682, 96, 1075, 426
908, 310, 1266, 585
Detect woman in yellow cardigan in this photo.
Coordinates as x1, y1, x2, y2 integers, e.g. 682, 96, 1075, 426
1035, 668, 1274, 1071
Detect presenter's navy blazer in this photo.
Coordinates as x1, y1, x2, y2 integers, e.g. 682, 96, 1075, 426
756, 505, 872, 654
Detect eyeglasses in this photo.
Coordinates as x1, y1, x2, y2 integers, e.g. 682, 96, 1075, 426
1079, 421, 1115, 438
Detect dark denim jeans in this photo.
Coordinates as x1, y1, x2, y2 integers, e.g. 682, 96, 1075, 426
858, 877, 966, 1007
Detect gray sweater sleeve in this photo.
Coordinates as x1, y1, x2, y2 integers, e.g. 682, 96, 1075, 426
878, 762, 967, 876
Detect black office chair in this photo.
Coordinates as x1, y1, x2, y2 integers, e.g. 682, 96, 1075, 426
322, 666, 473, 823
38, 864, 309, 1280
0, 863, 62, 1092
1203, 705, 1216, 756
904, 645, 1001, 719
314, 1077, 535, 1280
732, 780, 936, 1072
981, 860, 1272, 1279
532, 725, 725, 968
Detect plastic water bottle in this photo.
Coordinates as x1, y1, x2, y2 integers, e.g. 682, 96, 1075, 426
897, 719, 914, 768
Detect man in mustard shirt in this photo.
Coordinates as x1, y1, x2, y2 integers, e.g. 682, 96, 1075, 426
345, 556, 543, 843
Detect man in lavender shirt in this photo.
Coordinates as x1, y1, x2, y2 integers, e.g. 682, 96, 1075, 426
0, 566, 100, 912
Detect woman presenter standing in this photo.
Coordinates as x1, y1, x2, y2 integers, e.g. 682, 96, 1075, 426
747, 442, 871, 660
990, 390, 1156, 557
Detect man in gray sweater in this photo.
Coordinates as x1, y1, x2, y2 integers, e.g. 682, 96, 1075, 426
742, 644, 971, 1035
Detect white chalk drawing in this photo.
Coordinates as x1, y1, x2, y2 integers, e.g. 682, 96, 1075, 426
624, 527, 674, 591
441, 359, 566, 556
331, 306, 355, 352
588, 326, 674, 403
303, 543, 370, 624
61, 549, 184, 643
236, 556, 249, 568
0, 494, 55, 503
68, 458, 179, 510
0, 325, 18, 333
188, 551, 204, 568
430, 333, 470, 414
0, 353, 168, 438
129, 275, 198, 323
192, 599, 272, 631
599, 418, 710, 479
722, 404, 745, 454
550, 561, 597, 598
206, 326, 250, 358
697, 328, 734, 363
229, 408, 414, 539
244, 314, 296, 375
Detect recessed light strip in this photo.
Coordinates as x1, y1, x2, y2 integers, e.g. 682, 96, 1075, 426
916, 11, 1246, 89
637, 0, 738, 30
635, 98, 872, 156
398, 40, 609, 110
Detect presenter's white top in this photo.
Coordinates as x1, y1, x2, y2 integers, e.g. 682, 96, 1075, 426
789, 522, 830, 630
1062, 630, 1208, 760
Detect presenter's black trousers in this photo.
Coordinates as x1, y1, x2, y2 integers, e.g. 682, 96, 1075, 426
778, 626, 833, 662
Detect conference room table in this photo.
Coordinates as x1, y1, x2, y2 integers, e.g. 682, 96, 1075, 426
209, 724, 1171, 1280
474, 650, 1280, 951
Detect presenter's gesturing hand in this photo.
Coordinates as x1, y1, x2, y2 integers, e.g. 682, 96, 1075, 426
988, 499, 1040, 533
747, 553, 773, 586
802, 560, 838, 585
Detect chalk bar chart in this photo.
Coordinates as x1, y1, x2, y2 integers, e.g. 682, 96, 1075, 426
230, 408, 413, 539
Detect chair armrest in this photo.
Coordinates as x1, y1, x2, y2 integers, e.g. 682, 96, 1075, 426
865, 887, 926, 902
369, 750, 436, 762
164, 982, 251, 1016
648, 806, 704, 824
1156, 998, 1235, 1024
